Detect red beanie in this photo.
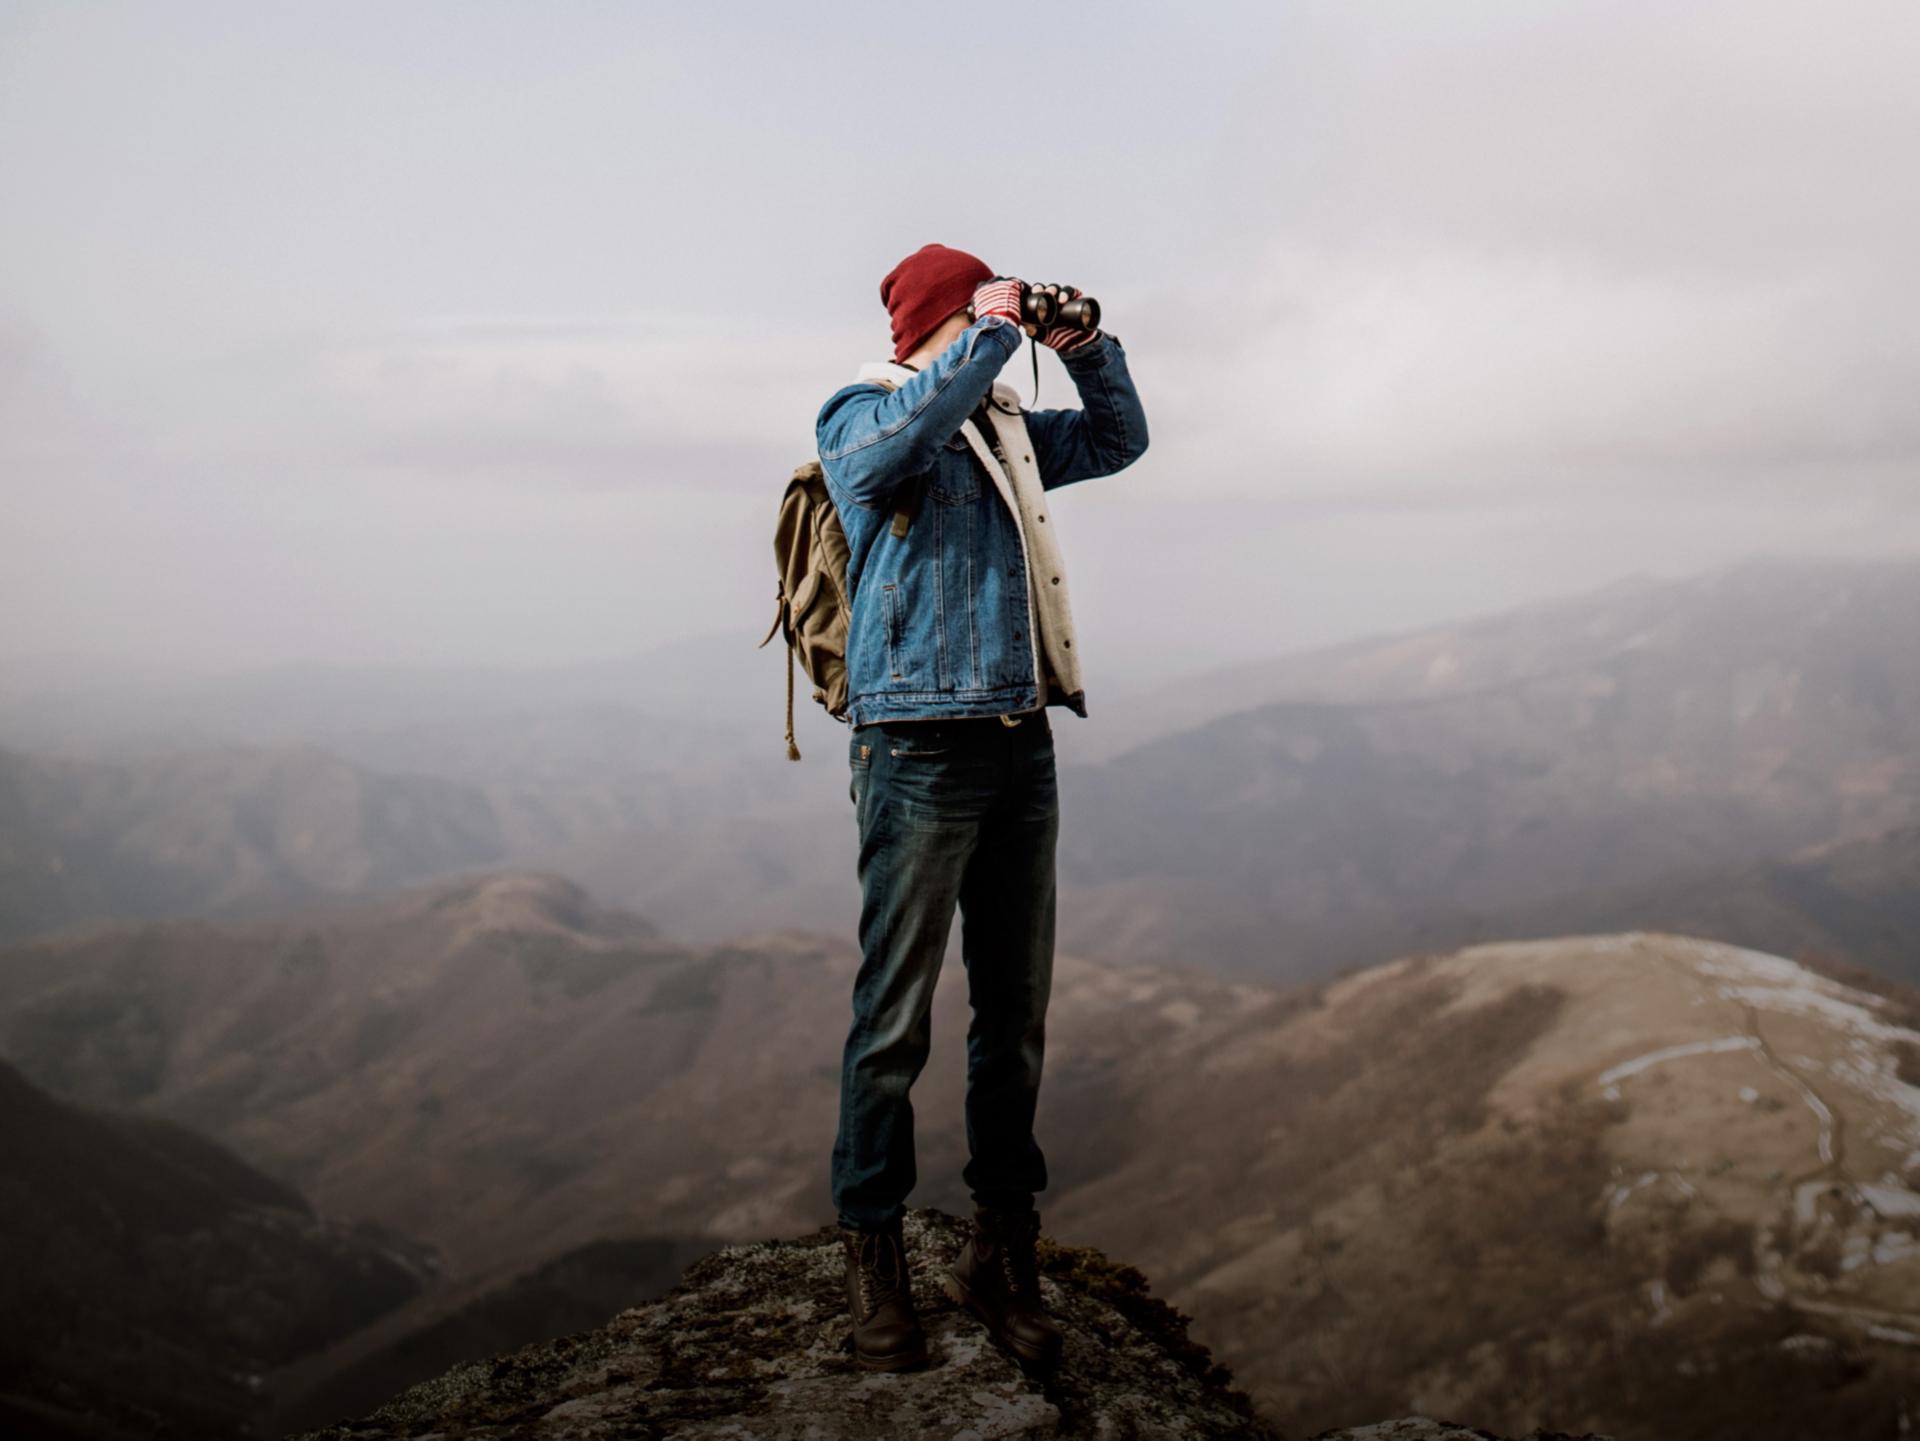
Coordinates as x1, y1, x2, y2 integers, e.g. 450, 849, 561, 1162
880, 243, 994, 364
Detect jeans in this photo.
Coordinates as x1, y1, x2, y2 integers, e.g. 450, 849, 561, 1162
831, 711, 1059, 1231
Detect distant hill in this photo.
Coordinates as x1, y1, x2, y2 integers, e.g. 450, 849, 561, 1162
1056, 555, 1920, 982
0, 741, 505, 944
0, 1057, 426, 1441
1498, 823, 1920, 987
0, 874, 771, 1429
0, 871, 890, 1291
0, 871, 1259, 1293
6, 557, 1916, 984
1071, 556, 1920, 762
1033, 931, 1920, 1438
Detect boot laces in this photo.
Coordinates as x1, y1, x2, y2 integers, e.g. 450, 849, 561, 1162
857, 1228, 906, 1314
991, 1212, 1040, 1298
1002, 1247, 1027, 1296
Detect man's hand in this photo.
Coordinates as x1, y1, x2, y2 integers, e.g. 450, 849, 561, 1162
970, 277, 1033, 335
1036, 283, 1100, 354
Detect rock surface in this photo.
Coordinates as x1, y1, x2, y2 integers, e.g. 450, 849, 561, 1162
1312, 1426, 1612, 1441
289, 1206, 1607, 1440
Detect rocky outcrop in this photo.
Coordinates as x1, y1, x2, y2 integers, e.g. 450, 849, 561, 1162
1315, 1427, 1610, 1441
289, 1207, 1607, 1440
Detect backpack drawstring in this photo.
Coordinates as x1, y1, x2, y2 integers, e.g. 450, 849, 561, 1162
760, 587, 803, 760
784, 636, 801, 761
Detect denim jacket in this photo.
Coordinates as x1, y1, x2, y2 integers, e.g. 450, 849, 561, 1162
814, 314, 1148, 728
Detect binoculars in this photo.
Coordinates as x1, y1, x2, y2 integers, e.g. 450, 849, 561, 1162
975, 277, 1101, 333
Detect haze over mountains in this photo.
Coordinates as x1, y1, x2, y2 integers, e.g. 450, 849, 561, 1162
1503, 822, 1920, 988
5, 552, 1920, 1438
0, 741, 504, 944
1059, 555, 1920, 980
4, 556, 1917, 988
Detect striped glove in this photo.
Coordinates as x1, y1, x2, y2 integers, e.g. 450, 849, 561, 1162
970, 277, 1029, 331
1037, 284, 1100, 354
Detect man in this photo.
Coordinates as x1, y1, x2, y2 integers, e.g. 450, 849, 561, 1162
813, 242, 1149, 1371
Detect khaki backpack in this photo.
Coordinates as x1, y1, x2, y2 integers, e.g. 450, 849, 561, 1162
759, 377, 920, 759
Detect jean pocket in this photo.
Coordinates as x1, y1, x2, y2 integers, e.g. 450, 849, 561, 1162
880, 722, 954, 759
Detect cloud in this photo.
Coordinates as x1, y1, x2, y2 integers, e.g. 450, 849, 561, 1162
1139, 248, 1920, 494
1216, 0, 1918, 275
111, 313, 878, 494
1112, 0, 1920, 504
4, 0, 1918, 672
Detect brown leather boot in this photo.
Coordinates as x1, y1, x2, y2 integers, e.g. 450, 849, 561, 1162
940, 1203, 1063, 1369
840, 1220, 930, 1370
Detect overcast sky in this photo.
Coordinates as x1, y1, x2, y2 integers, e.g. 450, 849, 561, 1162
2, 0, 1915, 680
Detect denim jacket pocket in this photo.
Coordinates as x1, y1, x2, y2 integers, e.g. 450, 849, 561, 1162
875, 573, 937, 692
880, 582, 905, 683
929, 435, 980, 505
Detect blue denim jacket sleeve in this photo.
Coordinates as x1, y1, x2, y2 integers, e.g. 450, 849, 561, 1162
814, 315, 1026, 510
1023, 331, 1150, 491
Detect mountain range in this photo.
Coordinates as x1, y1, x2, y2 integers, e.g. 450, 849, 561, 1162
5, 552, 1920, 1437
5, 556, 1917, 991
5, 872, 1920, 1438
1054, 555, 1920, 982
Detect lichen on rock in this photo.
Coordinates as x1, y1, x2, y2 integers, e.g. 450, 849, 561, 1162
287, 1205, 1280, 1439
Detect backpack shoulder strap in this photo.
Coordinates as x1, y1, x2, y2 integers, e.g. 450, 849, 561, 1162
862, 375, 920, 539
